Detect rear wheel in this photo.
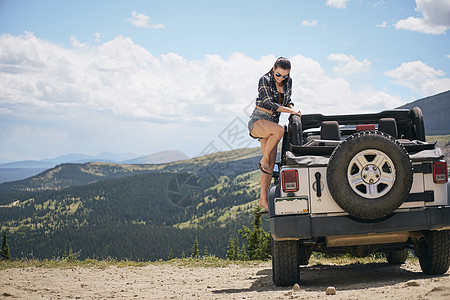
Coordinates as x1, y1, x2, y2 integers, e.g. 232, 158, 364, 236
272, 239, 300, 286
416, 230, 450, 275
385, 249, 408, 265
298, 243, 313, 265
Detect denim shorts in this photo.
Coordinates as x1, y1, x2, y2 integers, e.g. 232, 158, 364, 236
248, 108, 276, 139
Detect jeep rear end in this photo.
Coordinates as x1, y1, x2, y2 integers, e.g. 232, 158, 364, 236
268, 108, 450, 286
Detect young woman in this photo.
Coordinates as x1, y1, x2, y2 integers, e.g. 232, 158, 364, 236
248, 57, 302, 210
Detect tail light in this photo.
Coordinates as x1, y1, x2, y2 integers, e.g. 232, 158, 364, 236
356, 124, 376, 131
433, 161, 448, 183
282, 169, 299, 192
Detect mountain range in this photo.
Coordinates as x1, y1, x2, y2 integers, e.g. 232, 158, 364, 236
0, 150, 189, 183
398, 89, 450, 136
0, 147, 262, 260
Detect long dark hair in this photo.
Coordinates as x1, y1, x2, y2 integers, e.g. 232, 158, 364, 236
266, 57, 291, 85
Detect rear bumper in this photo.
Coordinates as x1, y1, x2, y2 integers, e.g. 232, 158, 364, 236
269, 206, 450, 240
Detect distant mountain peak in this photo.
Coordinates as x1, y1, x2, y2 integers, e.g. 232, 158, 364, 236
398, 89, 450, 135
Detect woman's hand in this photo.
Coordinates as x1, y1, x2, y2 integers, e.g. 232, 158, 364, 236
286, 104, 301, 117
290, 108, 302, 117
277, 105, 302, 116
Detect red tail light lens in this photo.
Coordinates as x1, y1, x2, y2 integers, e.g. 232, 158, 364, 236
282, 169, 299, 192
433, 161, 448, 183
356, 125, 376, 131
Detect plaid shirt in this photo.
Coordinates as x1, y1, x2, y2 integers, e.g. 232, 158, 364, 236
255, 72, 293, 123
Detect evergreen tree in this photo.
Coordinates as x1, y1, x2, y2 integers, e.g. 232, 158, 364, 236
239, 225, 255, 259
63, 248, 78, 262
239, 206, 270, 260
234, 236, 239, 259
203, 246, 209, 257
181, 250, 186, 259
1, 231, 11, 261
168, 249, 173, 260
226, 236, 236, 260
191, 237, 199, 258
239, 243, 248, 261
256, 230, 271, 260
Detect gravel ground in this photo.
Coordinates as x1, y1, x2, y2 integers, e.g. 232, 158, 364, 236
1, 260, 449, 299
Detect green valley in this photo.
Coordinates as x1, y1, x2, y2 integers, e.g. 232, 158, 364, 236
0, 147, 266, 261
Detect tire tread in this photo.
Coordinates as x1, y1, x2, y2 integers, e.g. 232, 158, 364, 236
419, 230, 450, 275
272, 239, 300, 286
386, 249, 408, 265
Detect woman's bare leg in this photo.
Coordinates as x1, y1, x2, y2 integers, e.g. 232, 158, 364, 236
258, 141, 278, 209
251, 119, 284, 170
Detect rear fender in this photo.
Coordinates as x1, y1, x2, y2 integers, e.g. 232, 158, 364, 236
447, 181, 450, 205
268, 185, 280, 218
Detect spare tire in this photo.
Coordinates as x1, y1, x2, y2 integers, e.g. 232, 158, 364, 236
327, 131, 413, 220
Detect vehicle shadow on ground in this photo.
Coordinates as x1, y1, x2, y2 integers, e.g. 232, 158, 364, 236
297, 263, 446, 291
212, 263, 448, 295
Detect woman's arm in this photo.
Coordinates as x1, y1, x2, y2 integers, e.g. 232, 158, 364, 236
277, 104, 302, 116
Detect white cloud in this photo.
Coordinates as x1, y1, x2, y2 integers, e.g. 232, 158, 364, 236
0, 33, 392, 122
376, 21, 389, 28
327, 53, 371, 74
385, 61, 450, 96
371, 1, 386, 9
0, 32, 407, 159
394, 0, 450, 35
126, 11, 165, 29
0, 32, 266, 125
289, 55, 402, 115
70, 35, 88, 49
301, 20, 318, 27
395, 17, 446, 34
94, 32, 104, 43
325, 0, 350, 9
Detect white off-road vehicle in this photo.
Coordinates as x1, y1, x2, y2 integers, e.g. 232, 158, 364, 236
268, 107, 450, 286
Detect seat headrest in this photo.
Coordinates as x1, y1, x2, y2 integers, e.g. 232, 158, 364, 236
378, 118, 398, 138
320, 121, 341, 141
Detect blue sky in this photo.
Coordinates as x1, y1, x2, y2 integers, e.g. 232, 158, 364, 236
0, 0, 449, 161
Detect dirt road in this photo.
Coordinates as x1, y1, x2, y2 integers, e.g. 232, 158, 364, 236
1, 260, 449, 299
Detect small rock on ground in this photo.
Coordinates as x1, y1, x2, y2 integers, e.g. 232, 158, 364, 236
406, 280, 420, 287
326, 286, 336, 295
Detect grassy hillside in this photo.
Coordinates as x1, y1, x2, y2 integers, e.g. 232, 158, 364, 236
0, 155, 263, 260
0, 147, 262, 194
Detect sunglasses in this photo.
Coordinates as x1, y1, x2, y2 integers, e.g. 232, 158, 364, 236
275, 73, 289, 79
